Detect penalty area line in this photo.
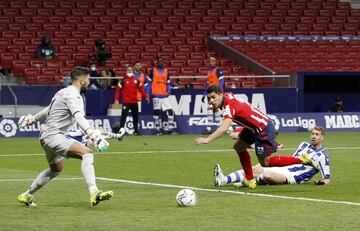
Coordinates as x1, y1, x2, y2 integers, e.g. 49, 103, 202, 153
97, 177, 360, 207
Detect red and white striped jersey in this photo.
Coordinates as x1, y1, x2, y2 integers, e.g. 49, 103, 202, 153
222, 92, 269, 133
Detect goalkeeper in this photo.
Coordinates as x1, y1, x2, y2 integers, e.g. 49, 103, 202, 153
17, 66, 113, 207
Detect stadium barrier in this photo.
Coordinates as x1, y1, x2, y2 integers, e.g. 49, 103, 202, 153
1, 112, 359, 138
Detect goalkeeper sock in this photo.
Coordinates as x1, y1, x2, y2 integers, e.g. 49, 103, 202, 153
268, 156, 302, 167
26, 168, 59, 195
226, 170, 245, 184
81, 154, 99, 195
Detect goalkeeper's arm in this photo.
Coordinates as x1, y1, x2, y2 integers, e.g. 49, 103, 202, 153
34, 106, 50, 122
73, 112, 109, 151
18, 106, 51, 128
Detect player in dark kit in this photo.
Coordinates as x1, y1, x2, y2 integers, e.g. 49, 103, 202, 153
195, 85, 317, 189
114, 66, 149, 135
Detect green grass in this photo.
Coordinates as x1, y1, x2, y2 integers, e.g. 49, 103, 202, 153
0, 133, 360, 230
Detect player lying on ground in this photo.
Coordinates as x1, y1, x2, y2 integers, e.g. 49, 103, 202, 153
17, 66, 113, 207
195, 85, 317, 189
67, 127, 126, 146
214, 126, 330, 187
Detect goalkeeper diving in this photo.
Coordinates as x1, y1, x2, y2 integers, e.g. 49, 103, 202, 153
17, 66, 115, 207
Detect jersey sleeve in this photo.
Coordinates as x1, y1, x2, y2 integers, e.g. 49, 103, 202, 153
292, 142, 308, 157
222, 103, 234, 120
317, 152, 330, 179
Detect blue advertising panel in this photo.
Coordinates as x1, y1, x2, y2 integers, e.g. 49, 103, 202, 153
0, 86, 299, 115
1, 112, 359, 138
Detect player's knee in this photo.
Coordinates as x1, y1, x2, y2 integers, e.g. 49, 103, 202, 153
233, 143, 246, 153
84, 146, 92, 154
50, 164, 64, 174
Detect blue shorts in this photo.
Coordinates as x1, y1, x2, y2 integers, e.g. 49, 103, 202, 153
239, 119, 277, 157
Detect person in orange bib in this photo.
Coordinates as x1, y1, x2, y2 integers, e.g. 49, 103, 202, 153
147, 57, 176, 135
201, 57, 224, 134
133, 61, 150, 114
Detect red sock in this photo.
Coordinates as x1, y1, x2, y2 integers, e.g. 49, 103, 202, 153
238, 149, 253, 180
268, 156, 302, 167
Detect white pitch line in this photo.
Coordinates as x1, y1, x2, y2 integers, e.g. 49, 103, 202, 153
2, 176, 359, 206
0, 146, 360, 157
97, 177, 360, 207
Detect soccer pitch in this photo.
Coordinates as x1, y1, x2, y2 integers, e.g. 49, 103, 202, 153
0, 133, 359, 230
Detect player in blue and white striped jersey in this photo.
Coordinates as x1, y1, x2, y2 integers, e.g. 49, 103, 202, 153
214, 126, 330, 187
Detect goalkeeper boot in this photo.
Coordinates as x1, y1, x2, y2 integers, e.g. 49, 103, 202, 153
299, 153, 318, 170
213, 164, 227, 187
17, 192, 36, 207
90, 190, 114, 206
241, 178, 257, 189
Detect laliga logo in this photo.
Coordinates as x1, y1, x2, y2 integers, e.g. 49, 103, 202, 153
0, 119, 17, 137
124, 116, 136, 134
268, 114, 280, 131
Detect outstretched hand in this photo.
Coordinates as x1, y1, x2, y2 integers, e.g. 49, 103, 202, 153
18, 114, 36, 128
195, 137, 209, 145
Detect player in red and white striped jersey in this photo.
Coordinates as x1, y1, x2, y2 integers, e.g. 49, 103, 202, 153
195, 85, 315, 189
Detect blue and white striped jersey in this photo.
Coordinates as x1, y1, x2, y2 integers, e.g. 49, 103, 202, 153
288, 142, 330, 183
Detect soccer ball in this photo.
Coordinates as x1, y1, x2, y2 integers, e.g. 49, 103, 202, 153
176, 189, 197, 207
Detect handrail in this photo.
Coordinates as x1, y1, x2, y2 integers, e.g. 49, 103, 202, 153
0, 73, 18, 117
87, 75, 291, 80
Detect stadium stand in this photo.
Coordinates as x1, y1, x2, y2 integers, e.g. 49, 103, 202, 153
0, 0, 359, 86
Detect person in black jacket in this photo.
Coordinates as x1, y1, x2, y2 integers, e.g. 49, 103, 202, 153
35, 35, 56, 60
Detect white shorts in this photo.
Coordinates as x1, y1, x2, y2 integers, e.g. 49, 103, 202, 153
263, 164, 314, 184
41, 133, 76, 165
153, 97, 173, 111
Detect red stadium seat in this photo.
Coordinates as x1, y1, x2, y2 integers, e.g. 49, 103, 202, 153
42, 68, 59, 76
162, 46, 177, 53
12, 61, 29, 77
1, 53, 17, 69
178, 45, 193, 53
174, 53, 189, 60
24, 68, 41, 78
66, 39, 83, 46
59, 2, 75, 9
187, 60, 202, 67
181, 67, 198, 76
171, 60, 186, 68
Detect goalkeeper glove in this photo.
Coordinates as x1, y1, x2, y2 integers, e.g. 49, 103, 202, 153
18, 114, 36, 128
87, 129, 110, 152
